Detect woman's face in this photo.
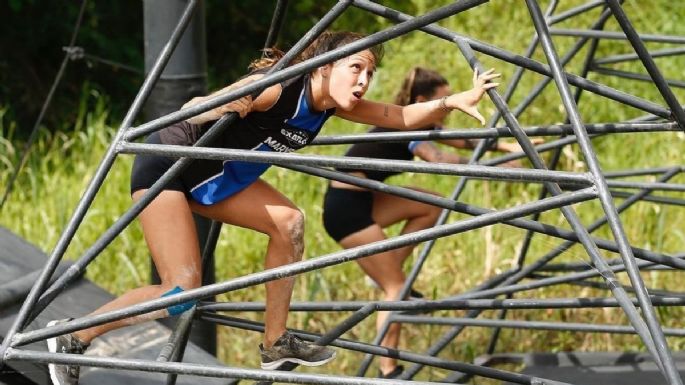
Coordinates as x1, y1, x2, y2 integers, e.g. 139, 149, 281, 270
325, 49, 376, 111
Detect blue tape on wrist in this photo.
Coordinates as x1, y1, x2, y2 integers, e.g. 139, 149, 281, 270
162, 286, 197, 316
408, 140, 422, 153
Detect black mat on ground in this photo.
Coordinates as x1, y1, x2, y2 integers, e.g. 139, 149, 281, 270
0, 226, 230, 385
501, 351, 685, 385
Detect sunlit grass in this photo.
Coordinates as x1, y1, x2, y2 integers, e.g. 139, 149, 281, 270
2, 1, 685, 382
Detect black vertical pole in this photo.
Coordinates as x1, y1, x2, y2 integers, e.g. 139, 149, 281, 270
264, 0, 290, 49
143, 0, 216, 355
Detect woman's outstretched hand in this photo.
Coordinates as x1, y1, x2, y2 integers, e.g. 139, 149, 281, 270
445, 68, 500, 125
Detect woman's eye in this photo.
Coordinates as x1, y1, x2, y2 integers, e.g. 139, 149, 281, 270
351, 64, 361, 71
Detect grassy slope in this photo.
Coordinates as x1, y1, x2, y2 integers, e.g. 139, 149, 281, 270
1, 1, 685, 382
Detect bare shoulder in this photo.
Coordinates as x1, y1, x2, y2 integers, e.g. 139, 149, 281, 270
243, 73, 283, 112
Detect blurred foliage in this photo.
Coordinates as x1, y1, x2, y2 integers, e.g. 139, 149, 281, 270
0, 0, 413, 137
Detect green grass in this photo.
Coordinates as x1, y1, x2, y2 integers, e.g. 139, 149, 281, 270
2, 1, 685, 382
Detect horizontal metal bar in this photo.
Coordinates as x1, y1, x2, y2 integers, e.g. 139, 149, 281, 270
594, 46, 685, 65
550, 28, 685, 44
611, 190, 685, 207
607, 180, 685, 192
311, 122, 680, 145
604, 166, 682, 178
592, 66, 685, 89
392, 315, 685, 336
118, 142, 594, 186
200, 314, 575, 385
4, 349, 437, 385
547, 0, 605, 25
199, 295, 685, 312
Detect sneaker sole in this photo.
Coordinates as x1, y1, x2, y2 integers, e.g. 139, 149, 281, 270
260, 351, 336, 370
46, 320, 63, 385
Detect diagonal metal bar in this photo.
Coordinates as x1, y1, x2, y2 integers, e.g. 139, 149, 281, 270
526, 0, 683, 382
9, 187, 597, 347
124, 0, 489, 141
25, 0, 353, 325
604, 0, 685, 130
0, 0, 201, 367
351, 0, 671, 119
455, 25, 668, 375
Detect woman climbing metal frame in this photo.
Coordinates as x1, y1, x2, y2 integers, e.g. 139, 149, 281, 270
46, 34, 500, 385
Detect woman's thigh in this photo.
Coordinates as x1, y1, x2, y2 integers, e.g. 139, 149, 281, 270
371, 187, 440, 228
189, 179, 299, 235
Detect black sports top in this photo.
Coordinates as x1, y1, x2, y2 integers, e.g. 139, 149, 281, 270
158, 70, 336, 205
336, 126, 439, 181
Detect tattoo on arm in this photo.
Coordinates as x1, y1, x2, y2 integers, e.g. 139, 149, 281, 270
384, 105, 389, 117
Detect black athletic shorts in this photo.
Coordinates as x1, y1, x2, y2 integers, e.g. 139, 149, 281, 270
322, 186, 375, 242
130, 132, 189, 196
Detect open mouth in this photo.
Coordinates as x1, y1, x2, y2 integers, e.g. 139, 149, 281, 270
352, 91, 363, 100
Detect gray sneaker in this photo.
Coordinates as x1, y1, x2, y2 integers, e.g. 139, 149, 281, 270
259, 331, 335, 370
46, 319, 89, 385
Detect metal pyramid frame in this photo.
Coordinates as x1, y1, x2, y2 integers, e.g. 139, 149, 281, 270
2, 0, 684, 384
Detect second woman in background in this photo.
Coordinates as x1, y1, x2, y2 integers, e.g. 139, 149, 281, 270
322, 67, 523, 379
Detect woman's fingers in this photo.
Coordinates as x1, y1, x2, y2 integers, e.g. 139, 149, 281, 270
217, 95, 253, 118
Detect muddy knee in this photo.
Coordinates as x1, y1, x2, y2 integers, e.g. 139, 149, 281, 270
271, 208, 305, 261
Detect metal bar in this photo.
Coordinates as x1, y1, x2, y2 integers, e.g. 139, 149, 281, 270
11, 187, 597, 347
124, 0, 489, 141
592, 66, 685, 89
499, 168, 680, 293
199, 295, 685, 312
550, 28, 685, 44
526, 1, 682, 382
605, 0, 685, 130
0, 0, 201, 366
311, 122, 679, 145
487, 4, 610, 356
5, 348, 439, 385
605, 180, 685, 192
119, 142, 594, 186
547, 0, 605, 25
594, 46, 685, 65
351, 0, 671, 119
456, 22, 666, 373
198, 314, 576, 385
604, 166, 682, 178
292, 163, 684, 269
507, 6, 614, 123
393, 315, 685, 337
263, 0, 289, 49
26, 0, 352, 324
610, 190, 685, 207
